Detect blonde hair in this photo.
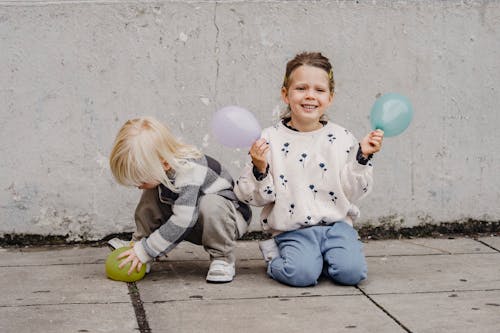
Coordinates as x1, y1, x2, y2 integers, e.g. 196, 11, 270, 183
109, 117, 202, 191
280, 52, 335, 121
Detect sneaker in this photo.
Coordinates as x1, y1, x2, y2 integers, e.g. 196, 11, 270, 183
107, 238, 151, 274
206, 260, 235, 283
259, 238, 279, 262
107, 237, 133, 249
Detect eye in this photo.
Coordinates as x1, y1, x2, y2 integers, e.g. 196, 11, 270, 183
295, 86, 306, 91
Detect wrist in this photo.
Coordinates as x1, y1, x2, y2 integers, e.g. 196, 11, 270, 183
252, 163, 269, 181
252, 161, 267, 173
356, 144, 373, 165
133, 240, 152, 263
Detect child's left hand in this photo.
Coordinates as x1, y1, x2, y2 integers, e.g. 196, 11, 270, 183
360, 129, 384, 157
117, 248, 144, 276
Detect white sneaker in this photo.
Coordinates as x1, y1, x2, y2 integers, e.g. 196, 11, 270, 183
107, 237, 133, 249
206, 260, 235, 283
259, 239, 279, 262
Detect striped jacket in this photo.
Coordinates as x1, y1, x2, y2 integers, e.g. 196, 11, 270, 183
133, 155, 251, 263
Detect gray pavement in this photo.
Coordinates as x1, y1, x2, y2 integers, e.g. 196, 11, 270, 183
1, 237, 500, 333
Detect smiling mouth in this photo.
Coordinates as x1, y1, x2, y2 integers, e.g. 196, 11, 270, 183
301, 104, 318, 111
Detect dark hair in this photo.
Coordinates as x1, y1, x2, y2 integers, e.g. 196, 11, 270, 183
282, 52, 335, 94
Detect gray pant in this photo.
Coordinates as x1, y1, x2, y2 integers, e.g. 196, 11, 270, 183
133, 189, 247, 263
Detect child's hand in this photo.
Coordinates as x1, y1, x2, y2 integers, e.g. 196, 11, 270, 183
249, 138, 270, 173
117, 248, 144, 276
360, 130, 384, 157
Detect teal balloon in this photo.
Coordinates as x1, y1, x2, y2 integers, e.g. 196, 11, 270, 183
370, 93, 413, 137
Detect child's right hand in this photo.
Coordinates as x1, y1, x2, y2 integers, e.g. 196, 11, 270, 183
249, 138, 269, 173
117, 247, 144, 276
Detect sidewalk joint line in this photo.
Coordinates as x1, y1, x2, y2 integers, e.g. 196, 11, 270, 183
141, 292, 359, 304
475, 239, 500, 252
365, 252, 497, 258
0, 301, 132, 308
404, 240, 451, 254
0, 262, 105, 268
359, 288, 500, 297
357, 286, 413, 333
127, 282, 152, 333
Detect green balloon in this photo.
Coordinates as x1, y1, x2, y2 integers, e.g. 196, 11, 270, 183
105, 247, 146, 282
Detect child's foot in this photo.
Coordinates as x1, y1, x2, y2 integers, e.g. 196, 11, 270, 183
259, 238, 279, 262
107, 237, 133, 249
206, 260, 235, 283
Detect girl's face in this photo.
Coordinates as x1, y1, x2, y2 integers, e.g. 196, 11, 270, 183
282, 65, 333, 129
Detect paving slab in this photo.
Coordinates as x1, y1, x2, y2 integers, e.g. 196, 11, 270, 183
0, 248, 130, 306
138, 259, 361, 302
362, 253, 500, 294
161, 240, 263, 261
143, 295, 406, 333
400, 237, 496, 254
364, 237, 495, 257
143, 240, 361, 302
0, 303, 138, 333
0, 262, 130, 306
101, 239, 264, 262
0, 246, 108, 266
371, 290, 500, 333
364, 239, 444, 257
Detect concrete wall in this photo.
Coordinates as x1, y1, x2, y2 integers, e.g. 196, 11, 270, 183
1, 0, 499, 241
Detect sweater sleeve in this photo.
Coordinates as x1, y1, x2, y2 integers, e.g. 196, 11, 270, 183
340, 138, 374, 204
134, 184, 200, 263
234, 161, 276, 207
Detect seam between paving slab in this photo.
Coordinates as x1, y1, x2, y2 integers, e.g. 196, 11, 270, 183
359, 241, 499, 333
365, 252, 498, 258
127, 282, 151, 333
357, 286, 413, 333
475, 239, 500, 252
0, 262, 104, 268
356, 287, 500, 332
139, 292, 361, 304
358, 288, 500, 296
0, 301, 132, 308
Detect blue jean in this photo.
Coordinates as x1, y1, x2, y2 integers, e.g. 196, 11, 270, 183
267, 222, 367, 287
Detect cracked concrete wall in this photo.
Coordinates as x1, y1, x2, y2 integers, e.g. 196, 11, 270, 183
1, 0, 499, 240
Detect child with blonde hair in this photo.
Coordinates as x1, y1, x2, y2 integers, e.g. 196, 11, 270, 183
235, 52, 384, 287
109, 117, 251, 283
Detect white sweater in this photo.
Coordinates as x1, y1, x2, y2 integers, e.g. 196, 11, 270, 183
235, 121, 373, 235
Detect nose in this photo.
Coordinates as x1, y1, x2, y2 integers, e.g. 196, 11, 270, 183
305, 88, 316, 99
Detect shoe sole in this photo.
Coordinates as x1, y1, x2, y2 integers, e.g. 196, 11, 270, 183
107, 238, 130, 250
206, 273, 235, 283
206, 277, 234, 283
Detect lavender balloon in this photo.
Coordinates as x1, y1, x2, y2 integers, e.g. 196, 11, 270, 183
212, 106, 261, 148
